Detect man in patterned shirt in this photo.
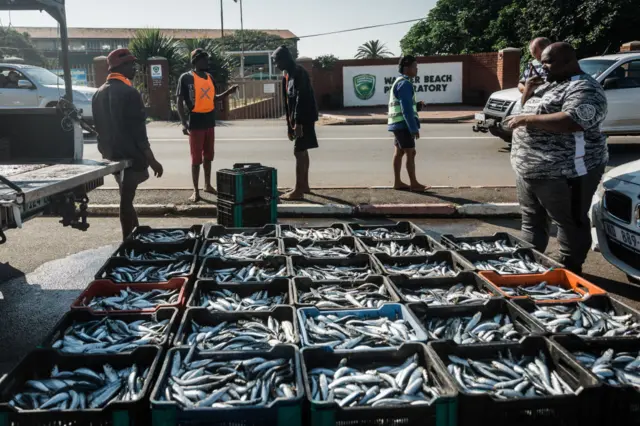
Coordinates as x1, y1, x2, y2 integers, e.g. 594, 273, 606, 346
506, 42, 608, 274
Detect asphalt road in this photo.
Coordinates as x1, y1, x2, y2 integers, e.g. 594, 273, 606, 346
83, 121, 640, 188
2, 217, 640, 375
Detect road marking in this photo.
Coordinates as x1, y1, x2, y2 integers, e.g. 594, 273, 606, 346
147, 136, 496, 141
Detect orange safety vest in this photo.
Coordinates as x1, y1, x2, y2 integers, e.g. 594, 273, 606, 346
192, 71, 215, 113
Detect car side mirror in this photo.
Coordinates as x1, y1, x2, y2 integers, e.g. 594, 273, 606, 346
17, 79, 34, 89
603, 78, 620, 90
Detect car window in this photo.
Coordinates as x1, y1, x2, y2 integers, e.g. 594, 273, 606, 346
605, 60, 640, 89
579, 59, 616, 78
0, 68, 29, 89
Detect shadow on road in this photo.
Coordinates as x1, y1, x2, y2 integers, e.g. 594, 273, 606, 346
608, 143, 640, 168
0, 262, 24, 282
583, 272, 640, 301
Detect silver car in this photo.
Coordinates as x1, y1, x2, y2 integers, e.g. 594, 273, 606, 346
0, 63, 96, 121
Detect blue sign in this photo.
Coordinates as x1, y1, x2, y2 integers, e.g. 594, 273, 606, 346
51, 69, 88, 86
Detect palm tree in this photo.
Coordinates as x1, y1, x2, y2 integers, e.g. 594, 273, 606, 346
180, 38, 235, 86
355, 40, 393, 59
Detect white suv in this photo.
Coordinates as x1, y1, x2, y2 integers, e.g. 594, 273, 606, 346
0, 64, 97, 121
473, 52, 640, 142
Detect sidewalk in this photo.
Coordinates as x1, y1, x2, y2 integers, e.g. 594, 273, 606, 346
320, 105, 479, 125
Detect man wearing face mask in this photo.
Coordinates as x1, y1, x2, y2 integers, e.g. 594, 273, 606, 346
506, 42, 608, 274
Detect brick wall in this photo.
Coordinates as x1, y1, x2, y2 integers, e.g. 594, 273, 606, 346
311, 49, 520, 110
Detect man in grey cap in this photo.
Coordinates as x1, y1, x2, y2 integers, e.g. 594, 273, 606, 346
272, 45, 319, 200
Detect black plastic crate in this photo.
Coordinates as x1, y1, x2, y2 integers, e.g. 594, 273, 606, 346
280, 223, 351, 240
128, 225, 202, 244
203, 224, 278, 240
386, 271, 502, 305
427, 336, 602, 426
440, 232, 534, 253
95, 258, 196, 283
347, 221, 425, 240
283, 237, 363, 258
456, 248, 562, 274
290, 254, 378, 283
39, 308, 179, 354
216, 163, 278, 203
408, 298, 544, 345
199, 237, 282, 260
552, 335, 640, 426
0, 346, 163, 426
173, 306, 299, 348
301, 343, 458, 426
197, 256, 290, 282
511, 295, 640, 341
112, 239, 199, 262
292, 275, 401, 309
373, 251, 472, 277
186, 278, 293, 309
217, 198, 277, 228
357, 234, 445, 257
150, 345, 303, 426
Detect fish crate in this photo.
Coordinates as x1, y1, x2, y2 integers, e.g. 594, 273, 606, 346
199, 237, 283, 260
356, 234, 445, 257
283, 237, 364, 259
186, 278, 294, 309
510, 295, 640, 341
551, 334, 640, 426
297, 304, 428, 350
456, 248, 563, 275
203, 224, 279, 240
280, 223, 352, 240
39, 308, 180, 354
0, 346, 163, 426
427, 336, 602, 426
292, 276, 401, 310
290, 254, 379, 284
173, 306, 300, 348
386, 271, 503, 305
150, 345, 303, 426
408, 298, 545, 345
111, 239, 199, 262
216, 163, 278, 203
479, 269, 607, 304
70, 277, 190, 314
301, 342, 458, 426
128, 225, 203, 244
217, 198, 277, 228
95, 258, 197, 283
372, 251, 472, 277
346, 221, 426, 241
196, 256, 290, 282
440, 232, 534, 253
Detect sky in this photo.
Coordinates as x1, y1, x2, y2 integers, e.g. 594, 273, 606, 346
0, 0, 435, 59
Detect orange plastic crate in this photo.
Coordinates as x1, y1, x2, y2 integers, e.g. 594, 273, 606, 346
479, 268, 607, 303
70, 277, 189, 314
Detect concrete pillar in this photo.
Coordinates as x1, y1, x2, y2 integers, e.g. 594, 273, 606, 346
93, 56, 108, 87
497, 47, 521, 90
621, 41, 640, 52
146, 57, 171, 121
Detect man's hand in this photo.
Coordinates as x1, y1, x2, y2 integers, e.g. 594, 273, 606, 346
287, 128, 295, 141
150, 159, 164, 178
294, 125, 304, 138
417, 101, 426, 111
181, 123, 189, 136
413, 131, 420, 140
505, 115, 529, 129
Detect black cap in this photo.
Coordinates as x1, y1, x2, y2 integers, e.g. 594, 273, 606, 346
191, 48, 209, 64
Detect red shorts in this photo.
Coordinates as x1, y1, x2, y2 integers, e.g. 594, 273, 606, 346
189, 128, 215, 165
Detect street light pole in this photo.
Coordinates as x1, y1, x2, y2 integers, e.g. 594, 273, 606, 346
220, 0, 224, 41
234, 0, 244, 78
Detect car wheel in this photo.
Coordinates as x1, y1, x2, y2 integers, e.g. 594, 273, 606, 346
627, 275, 640, 285
45, 102, 58, 108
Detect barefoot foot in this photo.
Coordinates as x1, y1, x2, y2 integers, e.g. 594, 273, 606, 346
189, 191, 201, 202
204, 186, 217, 195
393, 181, 410, 190
280, 190, 305, 201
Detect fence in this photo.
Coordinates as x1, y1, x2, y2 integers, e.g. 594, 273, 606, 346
227, 78, 285, 120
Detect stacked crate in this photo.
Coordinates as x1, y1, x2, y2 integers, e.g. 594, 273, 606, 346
216, 163, 278, 227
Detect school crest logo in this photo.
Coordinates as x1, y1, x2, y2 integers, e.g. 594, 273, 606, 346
353, 74, 376, 100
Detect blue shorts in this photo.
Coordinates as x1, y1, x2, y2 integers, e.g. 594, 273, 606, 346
393, 129, 416, 149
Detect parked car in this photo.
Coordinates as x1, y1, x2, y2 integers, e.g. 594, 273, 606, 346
473, 52, 640, 142
591, 159, 640, 283
0, 63, 97, 121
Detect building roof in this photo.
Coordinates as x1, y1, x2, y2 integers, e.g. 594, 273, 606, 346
14, 27, 297, 40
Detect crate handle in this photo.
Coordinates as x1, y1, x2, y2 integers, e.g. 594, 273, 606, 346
233, 163, 263, 169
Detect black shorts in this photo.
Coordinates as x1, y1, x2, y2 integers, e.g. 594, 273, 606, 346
294, 124, 319, 153
393, 129, 416, 149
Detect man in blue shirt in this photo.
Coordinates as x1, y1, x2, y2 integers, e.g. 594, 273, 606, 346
388, 55, 427, 191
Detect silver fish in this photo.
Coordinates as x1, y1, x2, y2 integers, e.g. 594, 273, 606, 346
295, 265, 373, 281
459, 240, 521, 254
122, 248, 192, 261
9, 363, 150, 411
51, 316, 170, 353
384, 261, 457, 278
103, 261, 192, 283
197, 288, 287, 312
352, 228, 415, 240
447, 350, 575, 398
184, 317, 296, 350
308, 354, 439, 407
202, 264, 288, 282
402, 282, 492, 305
473, 254, 548, 275
500, 281, 585, 301
210, 230, 276, 243
367, 240, 435, 257
203, 237, 279, 260
157, 351, 297, 408
84, 288, 180, 311
286, 242, 355, 258
301, 312, 420, 349
421, 312, 522, 343
282, 227, 347, 241
297, 282, 393, 309
134, 229, 197, 243
573, 348, 640, 388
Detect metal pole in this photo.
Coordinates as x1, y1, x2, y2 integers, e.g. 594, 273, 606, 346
57, 11, 73, 102
220, 0, 224, 41
239, 0, 244, 78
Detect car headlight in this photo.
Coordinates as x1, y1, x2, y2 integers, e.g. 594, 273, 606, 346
510, 100, 522, 115
635, 204, 640, 228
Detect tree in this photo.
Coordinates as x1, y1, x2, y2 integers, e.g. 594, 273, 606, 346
181, 38, 234, 86
313, 54, 339, 70
128, 29, 185, 78
355, 40, 393, 59
0, 27, 46, 65
219, 30, 298, 58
